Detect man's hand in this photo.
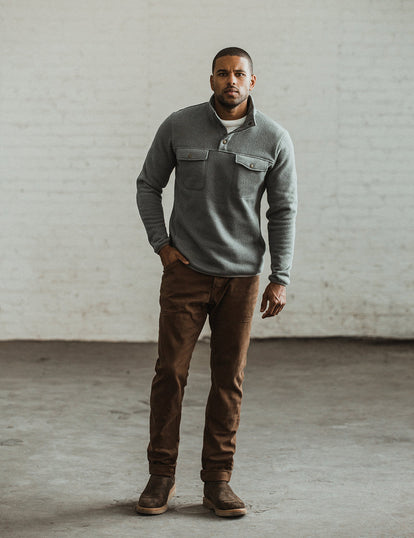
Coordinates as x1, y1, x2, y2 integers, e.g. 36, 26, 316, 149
158, 245, 189, 268
260, 283, 287, 318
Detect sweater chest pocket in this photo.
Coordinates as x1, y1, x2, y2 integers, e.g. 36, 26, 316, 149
176, 148, 209, 190
234, 154, 269, 198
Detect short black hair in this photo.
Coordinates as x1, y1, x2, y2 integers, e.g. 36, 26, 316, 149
212, 47, 253, 74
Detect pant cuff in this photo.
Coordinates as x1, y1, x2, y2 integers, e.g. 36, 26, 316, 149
149, 464, 176, 478
200, 469, 232, 482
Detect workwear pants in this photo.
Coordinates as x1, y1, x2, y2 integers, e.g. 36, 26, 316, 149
147, 260, 260, 482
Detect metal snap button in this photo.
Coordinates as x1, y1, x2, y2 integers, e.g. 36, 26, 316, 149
223, 139, 227, 144
250, 163, 254, 168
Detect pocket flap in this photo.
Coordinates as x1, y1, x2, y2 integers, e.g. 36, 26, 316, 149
177, 148, 209, 161
235, 154, 269, 172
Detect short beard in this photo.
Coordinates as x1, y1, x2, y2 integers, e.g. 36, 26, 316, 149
216, 93, 246, 109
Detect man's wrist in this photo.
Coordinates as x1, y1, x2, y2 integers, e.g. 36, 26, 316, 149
268, 279, 287, 287
156, 242, 171, 255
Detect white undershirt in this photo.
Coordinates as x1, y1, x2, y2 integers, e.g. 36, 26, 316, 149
219, 116, 246, 133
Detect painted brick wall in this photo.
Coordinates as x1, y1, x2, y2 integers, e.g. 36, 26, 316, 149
1, 0, 413, 340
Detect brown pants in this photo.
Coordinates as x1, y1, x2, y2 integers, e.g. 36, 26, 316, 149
147, 260, 260, 482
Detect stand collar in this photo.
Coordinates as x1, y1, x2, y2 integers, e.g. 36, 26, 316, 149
208, 94, 257, 128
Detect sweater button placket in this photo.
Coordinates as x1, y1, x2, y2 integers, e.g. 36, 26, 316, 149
220, 137, 229, 151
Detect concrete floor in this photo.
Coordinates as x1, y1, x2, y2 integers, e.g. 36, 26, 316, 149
0, 339, 413, 538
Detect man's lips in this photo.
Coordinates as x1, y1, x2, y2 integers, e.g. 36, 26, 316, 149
225, 88, 239, 94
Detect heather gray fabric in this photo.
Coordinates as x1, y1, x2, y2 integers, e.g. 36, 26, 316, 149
136, 96, 297, 285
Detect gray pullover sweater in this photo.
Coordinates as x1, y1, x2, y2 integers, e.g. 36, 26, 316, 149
136, 96, 297, 285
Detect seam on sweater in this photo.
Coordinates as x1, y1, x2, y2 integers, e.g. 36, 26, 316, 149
274, 131, 288, 161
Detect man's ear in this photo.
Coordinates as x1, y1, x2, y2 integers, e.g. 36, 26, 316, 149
210, 74, 214, 91
249, 74, 257, 91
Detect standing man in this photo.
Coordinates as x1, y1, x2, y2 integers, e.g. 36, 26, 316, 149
135, 47, 297, 517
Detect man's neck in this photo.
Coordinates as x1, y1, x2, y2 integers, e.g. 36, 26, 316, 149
213, 97, 249, 120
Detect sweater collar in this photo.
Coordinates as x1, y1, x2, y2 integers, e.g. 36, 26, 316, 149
208, 94, 257, 128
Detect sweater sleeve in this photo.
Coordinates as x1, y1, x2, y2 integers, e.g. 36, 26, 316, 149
136, 114, 176, 254
265, 131, 298, 286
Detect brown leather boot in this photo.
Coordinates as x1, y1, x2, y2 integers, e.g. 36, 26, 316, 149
136, 475, 176, 515
203, 480, 247, 517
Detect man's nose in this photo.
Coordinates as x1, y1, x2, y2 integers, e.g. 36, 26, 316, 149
227, 73, 237, 85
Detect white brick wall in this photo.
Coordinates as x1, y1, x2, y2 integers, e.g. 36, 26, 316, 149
1, 0, 413, 340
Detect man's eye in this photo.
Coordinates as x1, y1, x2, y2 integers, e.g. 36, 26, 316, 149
236, 73, 246, 77
218, 73, 226, 76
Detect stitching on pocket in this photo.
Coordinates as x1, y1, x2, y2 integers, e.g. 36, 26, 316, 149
176, 148, 209, 190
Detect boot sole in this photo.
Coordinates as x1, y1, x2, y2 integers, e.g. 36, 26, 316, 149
136, 484, 176, 515
203, 496, 247, 517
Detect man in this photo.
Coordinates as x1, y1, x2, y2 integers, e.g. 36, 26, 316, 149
135, 47, 297, 517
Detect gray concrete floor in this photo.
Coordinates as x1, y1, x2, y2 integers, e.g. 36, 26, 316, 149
0, 339, 413, 538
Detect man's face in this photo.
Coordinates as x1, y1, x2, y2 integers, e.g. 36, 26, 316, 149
210, 55, 256, 110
